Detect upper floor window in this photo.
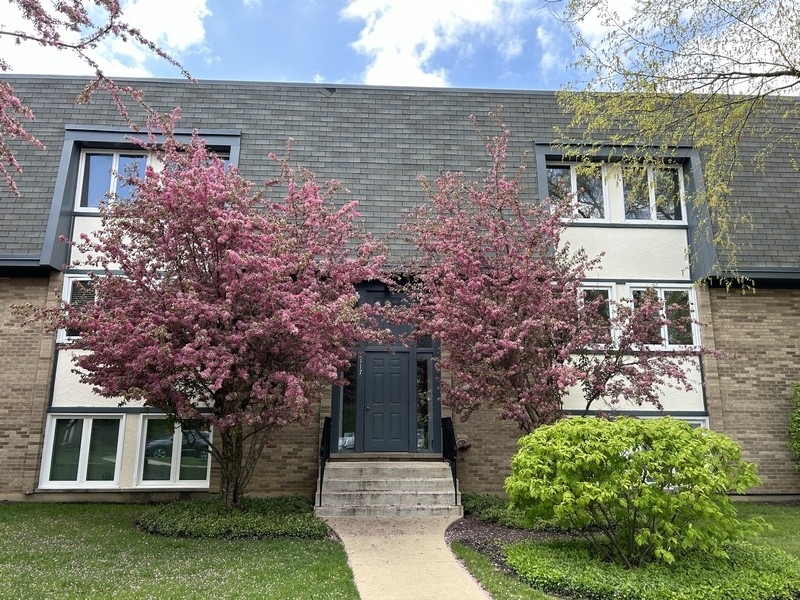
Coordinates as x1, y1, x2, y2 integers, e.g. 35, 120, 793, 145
546, 163, 606, 220
77, 150, 149, 210
581, 284, 614, 344
630, 286, 697, 348
58, 276, 95, 341
623, 165, 684, 222
542, 156, 688, 225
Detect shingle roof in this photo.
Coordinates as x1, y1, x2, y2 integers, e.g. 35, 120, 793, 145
1, 76, 798, 277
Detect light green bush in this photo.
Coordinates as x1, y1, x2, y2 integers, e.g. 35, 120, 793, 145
788, 383, 800, 470
505, 417, 763, 567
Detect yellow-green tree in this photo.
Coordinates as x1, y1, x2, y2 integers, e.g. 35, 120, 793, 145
554, 0, 799, 275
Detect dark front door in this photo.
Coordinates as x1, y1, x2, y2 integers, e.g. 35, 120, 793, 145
363, 352, 410, 452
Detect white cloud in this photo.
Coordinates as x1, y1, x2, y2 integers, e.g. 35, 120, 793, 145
0, 0, 211, 77
536, 25, 559, 74
242, 0, 262, 7
341, 0, 539, 87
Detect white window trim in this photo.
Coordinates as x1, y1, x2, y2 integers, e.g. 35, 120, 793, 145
547, 162, 610, 223
135, 416, 212, 488
74, 149, 151, 213
626, 284, 700, 350
622, 165, 687, 225
39, 414, 124, 489
642, 415, 709, 429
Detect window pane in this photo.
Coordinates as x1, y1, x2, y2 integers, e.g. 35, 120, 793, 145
80, 153, 114, 208
179, 426, 210, 481
623, 167, 651, 220
66, 279, 94, 337
339, 361, 357, 452
116, 155, 146, 202
583, 288, 612, 344
664, 290, 693, 345
49, 418, 83, 481
575, 169, 604, 219
546, 166, 571, 202
654, 168, 682, 221
416, 356, 433, 451
632, 289, 663, 345
86, 419, 120, 481
142, 419, 174, 481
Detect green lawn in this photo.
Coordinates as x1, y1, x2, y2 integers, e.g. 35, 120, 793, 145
0, 502, 358, 599
735, 501, 800, 559
454, 501, 800, 600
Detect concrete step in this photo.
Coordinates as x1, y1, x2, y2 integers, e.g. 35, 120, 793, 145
315, 459, 462, 519
321, 490, 459, 506
322, 477, 455, 492
322, 460, 454, 479
315, 503, 463, 518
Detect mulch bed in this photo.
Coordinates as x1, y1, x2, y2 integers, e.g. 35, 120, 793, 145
445, 514, 562, 573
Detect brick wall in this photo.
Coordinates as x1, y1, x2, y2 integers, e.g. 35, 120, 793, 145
444, 407, 521, 496
0, 274, 59, 500
234, 393, 327, 499
704, 286, 800, 494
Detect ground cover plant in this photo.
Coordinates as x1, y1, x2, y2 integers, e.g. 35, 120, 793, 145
503, 537, 800, 600
451, 497, 800, 599
0, 501, 357, 599
137, 495, 329, 539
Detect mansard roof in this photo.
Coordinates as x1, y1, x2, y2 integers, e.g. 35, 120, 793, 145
1, 75, 798, 280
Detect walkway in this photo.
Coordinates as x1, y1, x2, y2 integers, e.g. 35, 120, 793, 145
324, 516, 490, 600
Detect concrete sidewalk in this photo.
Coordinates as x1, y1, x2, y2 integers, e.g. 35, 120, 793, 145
324, 516, 490, 600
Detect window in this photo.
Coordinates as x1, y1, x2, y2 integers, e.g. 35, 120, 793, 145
546, 163, 606, 219
40, 416, 122, 487
623, 166, 684, 222
581, 284, 614, 344
139, 418, 211, 486
630, 286, 697, 347
77, 150, 148, 209
58, 276, 95, 341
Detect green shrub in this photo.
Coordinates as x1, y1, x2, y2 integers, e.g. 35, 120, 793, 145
504, 538, 800, 600
136, 495, 329, 539
505, 417, 763, 567
788, 382, 800, 470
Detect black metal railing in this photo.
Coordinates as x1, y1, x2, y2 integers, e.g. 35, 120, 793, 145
318, 416, 332, 506
441, 416, 458, 505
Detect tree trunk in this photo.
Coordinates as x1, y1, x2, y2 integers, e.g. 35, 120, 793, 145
217, 423, 271, 509
219, 424, 246, 508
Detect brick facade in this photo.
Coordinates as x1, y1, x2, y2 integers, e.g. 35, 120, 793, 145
704, 286, 800, 495
0, 275, 59, 500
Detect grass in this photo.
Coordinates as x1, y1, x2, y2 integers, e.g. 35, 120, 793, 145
0, 502, 358, 599
454, 498, 800, 600
734, 501, 800, 558
451, 542, 553, 600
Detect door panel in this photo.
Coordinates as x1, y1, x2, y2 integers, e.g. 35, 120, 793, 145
364, 354, 410, 452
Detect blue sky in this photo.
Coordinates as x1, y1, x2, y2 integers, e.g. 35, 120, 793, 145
2, 0, 595, 91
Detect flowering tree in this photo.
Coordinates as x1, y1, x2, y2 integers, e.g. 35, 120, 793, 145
23, 123, 385, 508
1, 0, 190, 194
400, 115, 702, 433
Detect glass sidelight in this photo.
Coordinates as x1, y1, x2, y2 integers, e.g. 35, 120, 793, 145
416, 355, 434, 450
337, 361, 358, 452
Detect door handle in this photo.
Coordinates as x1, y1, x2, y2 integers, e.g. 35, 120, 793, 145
365, 406, 370, 411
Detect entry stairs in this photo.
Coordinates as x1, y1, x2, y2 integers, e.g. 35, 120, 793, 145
314, 459, 463, 518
